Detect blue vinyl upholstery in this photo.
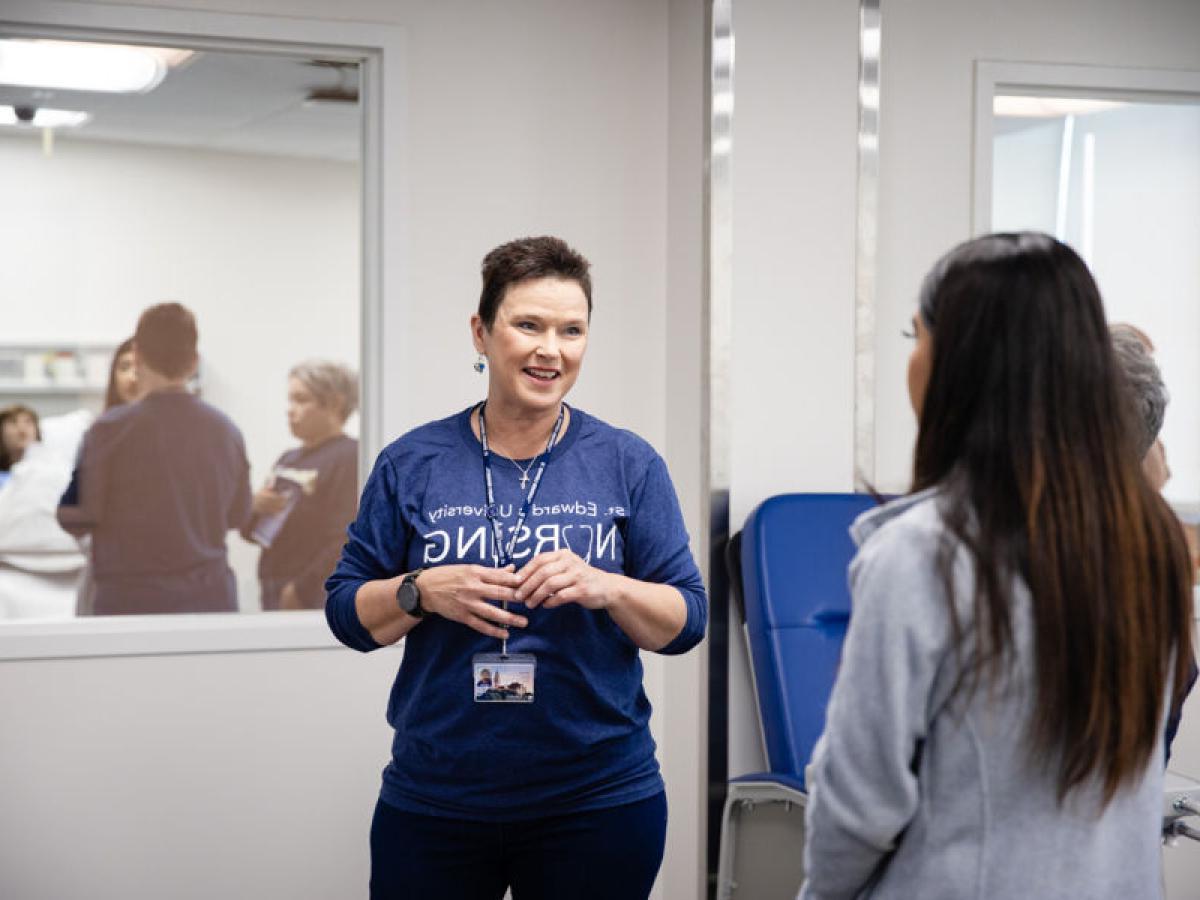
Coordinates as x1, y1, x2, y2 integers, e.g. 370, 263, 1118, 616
740, 493, 879, 785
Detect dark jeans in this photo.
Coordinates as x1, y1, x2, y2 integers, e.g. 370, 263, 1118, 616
369, 791, 667, 900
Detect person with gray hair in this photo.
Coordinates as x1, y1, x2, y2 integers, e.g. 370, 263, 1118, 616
1110, 323, 1170, 490
241, 360, 359, 610
1110, 323, 1196, 763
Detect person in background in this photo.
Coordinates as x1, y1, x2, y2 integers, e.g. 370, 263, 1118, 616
242, 360, 358, 611
0, 404, 41, 491
0, 403, 89, 618
71, 338, 142, 616
104, 337, 140, 411
1109, 322, 1197, 762
1110, 323, 1171, 489
326, 235, 707, 899
800, 233, 1193, 899
57, 303, 252, 615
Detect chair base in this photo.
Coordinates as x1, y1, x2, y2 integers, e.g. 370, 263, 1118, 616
716, 778, 808, 900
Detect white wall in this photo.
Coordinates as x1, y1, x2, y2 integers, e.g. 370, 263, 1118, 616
0, 135, 361, 608
0, 647, 399, 900
726, 0, 860, 779
0, 1, 708, 899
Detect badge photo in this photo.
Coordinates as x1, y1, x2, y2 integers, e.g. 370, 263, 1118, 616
473, 653, 536, 703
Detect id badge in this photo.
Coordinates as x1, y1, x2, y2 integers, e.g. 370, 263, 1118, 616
473, 652, 536, 703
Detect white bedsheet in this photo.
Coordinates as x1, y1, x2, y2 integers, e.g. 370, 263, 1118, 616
0, 409, 92, 619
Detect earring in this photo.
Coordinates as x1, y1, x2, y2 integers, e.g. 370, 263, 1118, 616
473, 353, 486, 373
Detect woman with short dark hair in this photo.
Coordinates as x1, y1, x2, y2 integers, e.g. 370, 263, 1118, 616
800, 233, 1193, 898
0, 404, 41, 484
326, 235, 707, 899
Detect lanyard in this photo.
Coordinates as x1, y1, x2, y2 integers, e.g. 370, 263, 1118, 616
478, 402, 565, 655
478, 402, 566, 569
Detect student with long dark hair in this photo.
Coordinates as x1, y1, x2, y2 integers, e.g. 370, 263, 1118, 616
103, 337, 139, 411
800, 233, 1194, 898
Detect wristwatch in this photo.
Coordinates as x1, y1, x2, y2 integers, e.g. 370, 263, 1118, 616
396, 569, 426, 618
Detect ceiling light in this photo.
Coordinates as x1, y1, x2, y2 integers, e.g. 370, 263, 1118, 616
994, 95, 1127, 118
0, 39, 192, 93
0, 105, 90, 128
303, 87, 359, 108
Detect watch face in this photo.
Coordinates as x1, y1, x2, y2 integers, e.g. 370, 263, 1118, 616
398, 578, 421, 616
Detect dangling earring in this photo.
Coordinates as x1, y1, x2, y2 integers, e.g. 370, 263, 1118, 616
473, 353, 486, 373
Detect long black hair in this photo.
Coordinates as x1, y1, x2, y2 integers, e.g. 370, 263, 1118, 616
104, 337, 135, 411
913, 232, 1193, 803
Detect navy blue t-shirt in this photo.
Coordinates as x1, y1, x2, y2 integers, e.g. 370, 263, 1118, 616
59, 391, 251, 615
242, 433, 358, 609
326, 406, 707, 821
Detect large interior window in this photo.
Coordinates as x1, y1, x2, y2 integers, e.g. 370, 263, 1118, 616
977, 63, 1200, 515
0, 4, 401, 656
0, 38, 363, 623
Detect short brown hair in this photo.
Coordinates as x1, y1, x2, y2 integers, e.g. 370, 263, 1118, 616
0, 404, 40, 472
134, 303, 198, 379
477, 236, 592, 328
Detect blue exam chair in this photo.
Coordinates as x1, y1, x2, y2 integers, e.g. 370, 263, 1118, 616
716, 492, 878, 900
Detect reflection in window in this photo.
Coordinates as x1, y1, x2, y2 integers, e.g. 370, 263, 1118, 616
992, 94, 1200, 509
0, 39, 362, 620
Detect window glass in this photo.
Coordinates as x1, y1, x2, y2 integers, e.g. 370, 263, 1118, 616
0, 39, 362, 619
992, 94, 1200, 509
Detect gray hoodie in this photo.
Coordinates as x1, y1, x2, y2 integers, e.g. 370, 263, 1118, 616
799, 490, 1166, 899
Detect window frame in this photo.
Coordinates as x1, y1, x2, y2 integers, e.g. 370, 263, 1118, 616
973, 60, 1200, 236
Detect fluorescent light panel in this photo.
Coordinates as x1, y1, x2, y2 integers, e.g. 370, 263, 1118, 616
994, 95, 1128, 118
0, 39, 192, 93
0, 105, 90, 128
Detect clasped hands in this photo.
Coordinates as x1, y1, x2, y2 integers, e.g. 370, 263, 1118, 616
414, 550, 616, 640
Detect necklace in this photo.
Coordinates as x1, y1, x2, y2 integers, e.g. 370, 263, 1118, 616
477, 404, 566, 489
508, 455, 536, 489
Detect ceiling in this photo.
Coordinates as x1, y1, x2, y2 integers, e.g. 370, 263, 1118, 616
0, 45, 362, 162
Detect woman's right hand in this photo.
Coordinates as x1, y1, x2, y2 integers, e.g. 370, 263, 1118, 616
416, 564, 527, 639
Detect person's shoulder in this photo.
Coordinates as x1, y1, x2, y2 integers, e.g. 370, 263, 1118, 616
855, 491, 946, 560
92, 401, 138, 429
849, 491, 953, 611
318, 433, 358, 463
190, 395, 246, 439
572, 408, 660, 464
85, 399, 150, 445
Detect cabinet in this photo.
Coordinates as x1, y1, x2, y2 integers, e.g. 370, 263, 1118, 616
0, 344, 115, 416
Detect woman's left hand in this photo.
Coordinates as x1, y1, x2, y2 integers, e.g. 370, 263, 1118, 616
515, 549, 616, 611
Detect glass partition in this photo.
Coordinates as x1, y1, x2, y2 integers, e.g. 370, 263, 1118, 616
0, 36, 363, 621
989, 88, 1200, 511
